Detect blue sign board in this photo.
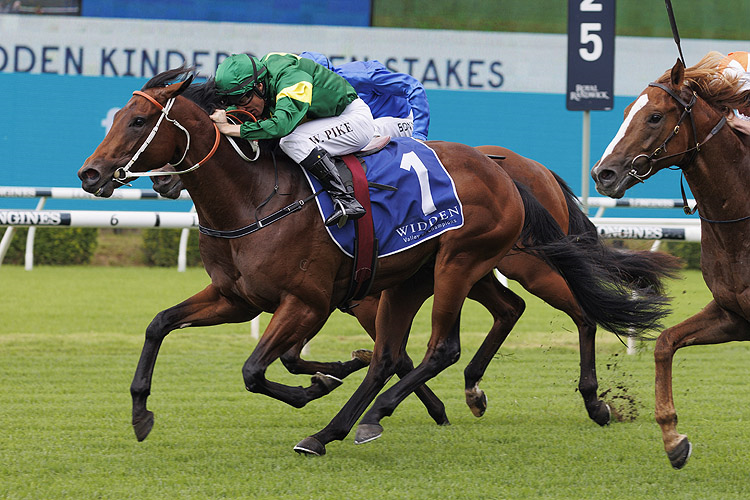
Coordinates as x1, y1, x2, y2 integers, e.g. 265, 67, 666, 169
82, 0, 372, 27
566, 0, 615, 111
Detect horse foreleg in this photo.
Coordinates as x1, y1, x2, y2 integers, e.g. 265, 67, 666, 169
462, 272, 525, 418
278, 296, 381, 379
654, 300, 750, 469
354, 262, 485, 445
351, 291, 450, 426
131, 284, 257, 441
242, 296, 341, 408
279, 340, 371, 379
293, 282, 426, 456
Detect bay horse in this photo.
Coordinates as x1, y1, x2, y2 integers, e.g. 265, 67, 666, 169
79, 67, 670, 456
152, 145, 679, 428
591, 54, 750, 468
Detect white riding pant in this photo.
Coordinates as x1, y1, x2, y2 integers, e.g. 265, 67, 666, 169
373, 111, 414, 138
280, 98, 375, 163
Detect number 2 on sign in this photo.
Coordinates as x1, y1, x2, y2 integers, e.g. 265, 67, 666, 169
400, 151, 438, 215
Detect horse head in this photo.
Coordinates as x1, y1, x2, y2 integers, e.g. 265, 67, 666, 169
592, 52, 750, 200
78, 70, 195, 197
591, 59, 695, 198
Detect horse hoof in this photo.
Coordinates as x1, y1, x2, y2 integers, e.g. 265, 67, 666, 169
667, 437, 692, 469
351, 349, 373, 365
592, 403, 611, 426
354, 423, 383, 444
465, 388, 487, 418
132, 411, 154, 442
294, 437, 326, 456
311, 372, 343, 393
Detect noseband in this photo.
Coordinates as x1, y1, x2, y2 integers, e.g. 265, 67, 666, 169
113, 90, 221, 182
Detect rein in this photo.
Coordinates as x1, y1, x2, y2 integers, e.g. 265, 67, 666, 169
634, 82, 727, 218
113, 90, 221, 181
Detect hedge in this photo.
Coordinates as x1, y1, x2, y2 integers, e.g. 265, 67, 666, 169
141, 228, 202, 267
661, 241, 701, 270
2, 227, 98, 265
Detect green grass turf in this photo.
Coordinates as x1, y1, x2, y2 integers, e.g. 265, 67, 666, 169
372, 0, 750, 40
2, 266, 750, 499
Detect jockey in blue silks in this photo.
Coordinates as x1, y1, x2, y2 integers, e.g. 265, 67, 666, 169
300, 51, 430, 141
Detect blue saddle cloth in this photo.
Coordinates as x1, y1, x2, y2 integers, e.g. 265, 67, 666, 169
301, 137, 464, 258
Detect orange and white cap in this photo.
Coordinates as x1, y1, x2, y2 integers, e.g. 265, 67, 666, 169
719, 51, 750, 91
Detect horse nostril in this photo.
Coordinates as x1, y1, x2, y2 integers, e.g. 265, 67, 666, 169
597, 169, 615, 182
79, 168, 101, 184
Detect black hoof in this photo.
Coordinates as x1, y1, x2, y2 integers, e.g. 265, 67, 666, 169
354, 423, 383, 444
132, 410, 154, 442
294, 436, 326, 456
311, 372, 343, 393
667, 437, 692, 469
591, 403, 611, 426
466, 389, 487, 418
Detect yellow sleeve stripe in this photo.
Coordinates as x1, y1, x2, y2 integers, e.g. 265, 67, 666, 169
277, 81, 313, 105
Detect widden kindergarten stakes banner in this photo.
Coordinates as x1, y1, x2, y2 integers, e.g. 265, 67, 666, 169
5, 15, 745, 94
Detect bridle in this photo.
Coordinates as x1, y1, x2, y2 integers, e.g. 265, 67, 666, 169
112, 90, 319, 238
630, 82, 727, 216
113, 90, 221, 182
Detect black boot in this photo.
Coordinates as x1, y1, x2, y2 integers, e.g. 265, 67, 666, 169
300, 147, 366, 227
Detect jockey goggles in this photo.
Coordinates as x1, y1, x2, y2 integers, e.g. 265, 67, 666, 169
217, 80, 265, 107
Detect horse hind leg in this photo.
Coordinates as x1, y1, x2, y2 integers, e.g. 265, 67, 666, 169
463, 272, 526, 418
131, 284, 257, 442
500, 252, 612, 426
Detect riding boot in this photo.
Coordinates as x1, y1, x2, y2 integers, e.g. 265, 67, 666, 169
300, 147, 366, 227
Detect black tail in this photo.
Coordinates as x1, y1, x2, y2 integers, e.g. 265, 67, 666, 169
514, 181, 672, 339
551, 171, 681, 294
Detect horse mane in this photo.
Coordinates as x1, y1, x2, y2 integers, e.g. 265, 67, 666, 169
142, 65, 221, 114
656, 51, 750, 112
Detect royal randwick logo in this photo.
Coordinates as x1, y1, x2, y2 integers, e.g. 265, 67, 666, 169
569, 84, 609, 102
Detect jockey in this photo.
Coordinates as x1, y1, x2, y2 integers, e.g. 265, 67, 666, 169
299, 51, 430, 141
718, 51, 750, 130
210, 53, 375, 227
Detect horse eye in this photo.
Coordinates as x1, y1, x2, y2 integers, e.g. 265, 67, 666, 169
647, 114, 662, 124
131, 117, 146, 127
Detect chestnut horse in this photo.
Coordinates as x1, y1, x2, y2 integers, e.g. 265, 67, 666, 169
591, 55, 750, 469
79, 68, 670, 456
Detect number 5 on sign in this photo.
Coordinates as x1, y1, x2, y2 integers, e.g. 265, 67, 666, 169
400, 151, 437, 215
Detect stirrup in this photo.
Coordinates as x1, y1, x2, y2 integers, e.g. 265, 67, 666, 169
326, 200, 349, 228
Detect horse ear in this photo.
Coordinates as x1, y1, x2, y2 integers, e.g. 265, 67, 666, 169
162, 74, 195, 98
670, 58, 684, 87
177, 74, 195, 94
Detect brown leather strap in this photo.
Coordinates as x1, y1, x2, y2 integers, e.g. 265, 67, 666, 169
341, 154, 377, 301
